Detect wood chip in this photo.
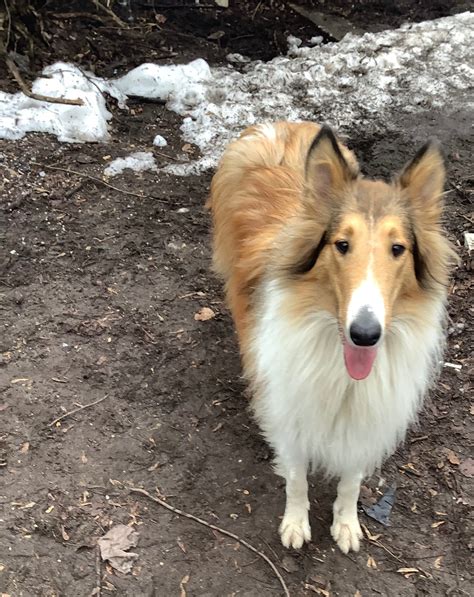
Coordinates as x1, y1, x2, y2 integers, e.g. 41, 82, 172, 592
367, 555, 377, 569
397, 567, 419, 576
179, 574, 190, 597
194, 307, 216, 321
19, 442, 30, 454
443, 448, 460, 465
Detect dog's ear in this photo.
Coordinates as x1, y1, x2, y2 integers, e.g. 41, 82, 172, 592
399, 140, 457, 289
398, 139, 445, 226
305, 126, 358, 199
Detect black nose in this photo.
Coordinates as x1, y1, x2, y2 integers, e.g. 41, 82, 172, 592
349, 307, 382, 346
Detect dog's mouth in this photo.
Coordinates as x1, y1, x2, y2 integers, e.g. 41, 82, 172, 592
342, 339, 378, 381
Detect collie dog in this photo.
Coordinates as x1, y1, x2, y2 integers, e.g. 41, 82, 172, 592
208, 122, 455, 553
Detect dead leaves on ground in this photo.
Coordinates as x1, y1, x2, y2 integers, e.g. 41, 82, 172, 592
194, 306, 216, 321
179, 574, 190, 597
443, 448, 461, 466
459, 457, 474, 477
98, 524, 139, 574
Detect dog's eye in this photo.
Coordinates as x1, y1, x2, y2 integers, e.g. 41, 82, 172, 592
392, 244, 406, 257
335, 240, 349, 255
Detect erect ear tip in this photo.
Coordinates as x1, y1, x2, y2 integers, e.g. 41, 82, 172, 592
317, 124, 338, 143
424, 137, 443, 156
306, 124, 340, 165
413, 137, 444, 165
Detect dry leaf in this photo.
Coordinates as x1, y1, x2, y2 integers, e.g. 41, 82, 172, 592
304, 585, 330, 596
459, 457, 474, 478
20, 502, 36, 509
443, 448, 460, 465
434, 556, 443, 569
19, 442, 30, 454
431, 520, 446, 528
245, 503, 252, 514
194, 307, 216, 321
400, 462, 421, 476
177, 539, 187, 554
366, 555, 377, 569
98, 524, 139, 574
179, 574, 190, 597
361, 523, 381, 542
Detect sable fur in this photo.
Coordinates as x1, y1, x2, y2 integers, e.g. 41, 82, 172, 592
208, 121, 456, 553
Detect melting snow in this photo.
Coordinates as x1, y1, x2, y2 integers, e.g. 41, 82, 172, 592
153, 134, 168, 147
0, 13, 472, 176
104, 152, 157, 177
0, 62, 112, 142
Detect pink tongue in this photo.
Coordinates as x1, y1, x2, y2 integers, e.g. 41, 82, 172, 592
343, 342, 378, 380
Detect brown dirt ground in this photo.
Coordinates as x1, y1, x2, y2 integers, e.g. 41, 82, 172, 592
0, 2, 473, 596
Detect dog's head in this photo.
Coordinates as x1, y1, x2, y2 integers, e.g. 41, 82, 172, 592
276, 126, 457, 380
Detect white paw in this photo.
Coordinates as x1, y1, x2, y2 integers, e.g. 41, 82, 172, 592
279, 512, 311, 549
331, 516, 363, 554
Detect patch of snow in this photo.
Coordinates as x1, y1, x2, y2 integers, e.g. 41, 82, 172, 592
464, 232, 474, 252
287, 35, 303, 48
162, 154, 216, 177
104, 152, 157, 177
0, 59, 210, 143
153, 134, 168, 147
178, 12, 473, 174
106, 59, 211, 113
226, 53, 251, 64
0, 62, 112, 142
0, 13, 472, 178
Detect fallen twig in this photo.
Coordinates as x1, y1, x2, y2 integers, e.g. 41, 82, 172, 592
5, 55, 84, 106
91, 0, 127, 28
32, 162, 151, 200
129, 486, 290, 596
48, 395, 109, 428
154, 150, 179, 162
95, 544, 102, 597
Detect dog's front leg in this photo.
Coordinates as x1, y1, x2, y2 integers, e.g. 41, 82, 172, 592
331, 471, 363, 553
278, 457, 311, 549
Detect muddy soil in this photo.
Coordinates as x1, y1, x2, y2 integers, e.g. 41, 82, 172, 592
0, 2, 473, 596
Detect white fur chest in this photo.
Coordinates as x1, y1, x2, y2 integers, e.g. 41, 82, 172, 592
251, 281, 445, 477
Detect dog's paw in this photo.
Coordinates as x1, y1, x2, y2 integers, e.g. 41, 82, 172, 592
279, 512, 311, 549
330, 516, 363, 554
